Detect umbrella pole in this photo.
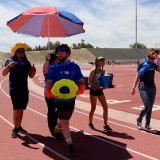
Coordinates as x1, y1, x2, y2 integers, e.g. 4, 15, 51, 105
48, 37, 50, 50
47, 16, 50, 50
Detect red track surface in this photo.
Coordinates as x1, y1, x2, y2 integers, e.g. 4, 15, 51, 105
0, 65, 160, 160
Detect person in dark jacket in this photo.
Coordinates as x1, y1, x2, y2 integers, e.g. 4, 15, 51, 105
43, 53, 59, 137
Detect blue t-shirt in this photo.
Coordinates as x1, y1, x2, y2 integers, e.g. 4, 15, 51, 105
5, 57, 31, 93
47, 60, 84, 102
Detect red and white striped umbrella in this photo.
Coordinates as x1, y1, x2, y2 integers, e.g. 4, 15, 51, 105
7, 6, 85, 39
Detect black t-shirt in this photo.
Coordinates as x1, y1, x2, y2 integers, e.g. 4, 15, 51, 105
137, 62, 158, 87
5, 58, 31, 93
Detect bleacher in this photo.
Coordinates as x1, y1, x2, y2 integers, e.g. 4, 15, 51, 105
87, 48, 148, 64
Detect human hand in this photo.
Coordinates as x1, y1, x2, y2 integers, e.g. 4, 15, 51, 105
31, 64, 36, 73
46, 53, 51, 61
8, 62, 15, 68
131, 88, 135, 95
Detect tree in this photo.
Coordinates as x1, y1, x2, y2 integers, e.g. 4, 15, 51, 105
72, 39, 94, 49
29, 39, 94, 50
129, 42, 147, 49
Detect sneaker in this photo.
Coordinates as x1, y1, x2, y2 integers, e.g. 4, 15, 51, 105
11, 128, 19, 138
88, 123, 95, 130
67, 144, 76, 156
103, 125, 112, 132
145, 125, 154, 131
137, 122, 142, 130
18, 126, 27, 134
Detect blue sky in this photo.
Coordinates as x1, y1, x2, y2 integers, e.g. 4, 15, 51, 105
0, 0, 160, 52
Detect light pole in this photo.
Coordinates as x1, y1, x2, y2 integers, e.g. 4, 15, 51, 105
155, 43, 160, 49
135, 0, 138, 48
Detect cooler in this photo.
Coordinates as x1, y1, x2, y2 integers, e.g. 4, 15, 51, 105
99, 74, 113, 88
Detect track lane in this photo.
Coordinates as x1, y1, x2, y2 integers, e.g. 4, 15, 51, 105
1, 74, 160, 159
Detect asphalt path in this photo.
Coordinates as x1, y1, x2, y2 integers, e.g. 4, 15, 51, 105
0, 65, 160, 160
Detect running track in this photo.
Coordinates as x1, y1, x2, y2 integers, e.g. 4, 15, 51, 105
0, 65, 160, 160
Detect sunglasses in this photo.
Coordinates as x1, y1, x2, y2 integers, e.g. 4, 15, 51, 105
17, 50, 25, 53
148, 56, 155, 60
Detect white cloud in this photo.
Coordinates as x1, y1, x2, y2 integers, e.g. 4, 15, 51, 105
0, 0, 160, 52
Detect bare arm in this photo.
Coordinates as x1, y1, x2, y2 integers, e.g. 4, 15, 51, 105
2, 65, 10, 76
88, 70, 95, 88
2, 62, 15, 76
88, 69, 101, 90
46, 79, 53, 90
131, 74, 140, 95
155, 56, 160, 72
29, 64, 36, 78
101, 69, 105, 76
43, 54, 50, 75
156, 66, 160, 72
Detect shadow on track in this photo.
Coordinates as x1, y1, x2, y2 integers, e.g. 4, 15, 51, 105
92, 128, 135, 140
140, 129, 160, 135
17, 130, 133, 160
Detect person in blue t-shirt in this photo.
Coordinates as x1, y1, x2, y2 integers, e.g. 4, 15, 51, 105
45, 44, 85, 156
131, 48, 160, 130
2, 43, 36, 138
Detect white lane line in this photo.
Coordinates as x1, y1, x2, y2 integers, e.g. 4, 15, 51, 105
0, 78, 69, 160
0, 115, 70, 160
71, 126, 159, 160
0, 78, 159, 160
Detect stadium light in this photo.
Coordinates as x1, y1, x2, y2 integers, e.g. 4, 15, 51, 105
135, 0, 137, 48
155, 43, 160, 49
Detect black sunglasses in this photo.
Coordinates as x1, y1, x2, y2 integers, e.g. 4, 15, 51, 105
148, 56, 155, 60
17, 50, 25, 53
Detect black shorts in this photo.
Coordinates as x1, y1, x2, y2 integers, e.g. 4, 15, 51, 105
90, 88, 104, 96
10, 91, 29, 110
55, 100, 75, 120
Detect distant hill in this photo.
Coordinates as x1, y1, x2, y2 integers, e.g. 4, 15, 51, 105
0, 48, 96, 66
0, 48, 148, 67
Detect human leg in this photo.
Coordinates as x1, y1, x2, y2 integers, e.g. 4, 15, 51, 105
60, 119, 75, 156
98, 94, 112, 131
10, 91, 28, 137
98, 94, 108, 125
57, 110, 73, 142
137, 84, 150, 124
45, 98, 58, 134
13, 109, 23, 127
12, 109, 27, 138
55, 101, 76, 156
88, 95, 97, 129
145, 87, 156, 127
12, 109, 23, 138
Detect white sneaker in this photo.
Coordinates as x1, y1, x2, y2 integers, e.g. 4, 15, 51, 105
145, 125, 154, 131
137, 122, 142, 130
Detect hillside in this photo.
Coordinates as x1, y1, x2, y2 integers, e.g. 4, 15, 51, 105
0, 48, 96, 67
0, 48, 148, 68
